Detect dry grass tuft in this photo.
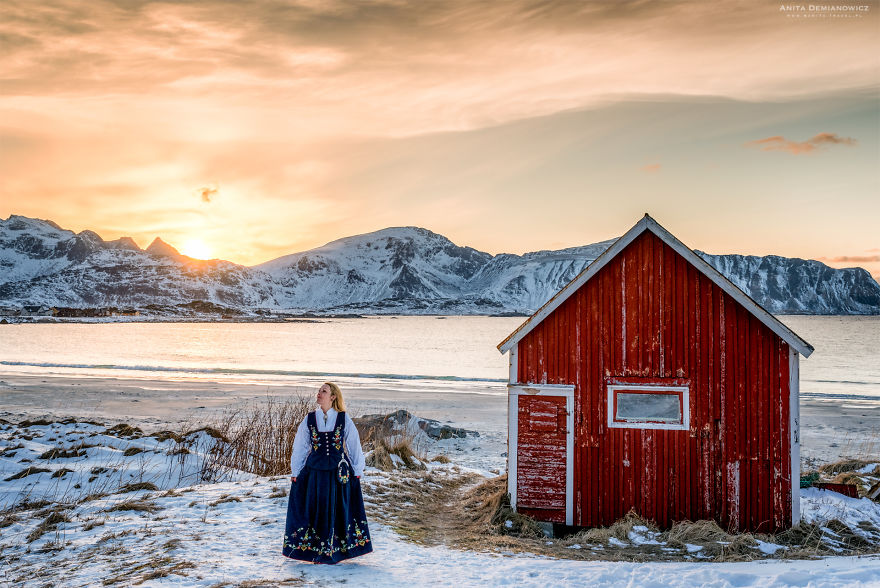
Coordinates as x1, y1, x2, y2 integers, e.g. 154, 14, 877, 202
819, 459, 871, 476
122, 447, 144, 457
105, 499, 161, 514
666, 518, 732, 547
82, 518, 106, 531
831, 471, 869, 492
119, 482, 158, 493
365, 434, 425, 471
457, 474, 544, 540
38, 447, 87, 460
104, 423, 144, 438
26, 509, 71, 543
431, 454, 451, 464
209, 494, 242, 507
4, 466, 51, 481
150, 430, 184, 443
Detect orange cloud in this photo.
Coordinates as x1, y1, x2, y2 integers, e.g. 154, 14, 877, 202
197, 186, 218, 203
745, 133, 857, 155
641, 163, 661, 173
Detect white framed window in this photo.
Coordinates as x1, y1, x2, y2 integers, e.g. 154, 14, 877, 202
607, 383, 689, 430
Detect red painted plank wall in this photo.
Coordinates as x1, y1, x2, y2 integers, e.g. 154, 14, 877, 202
516, 231, 792, 532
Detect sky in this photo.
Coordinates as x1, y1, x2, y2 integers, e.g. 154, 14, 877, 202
1, 0, 878, 278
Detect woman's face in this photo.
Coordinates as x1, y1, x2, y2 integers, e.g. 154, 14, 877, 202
317, 384, 335, 409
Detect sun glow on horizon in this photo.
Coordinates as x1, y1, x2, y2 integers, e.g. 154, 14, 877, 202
180, 238, 213, 260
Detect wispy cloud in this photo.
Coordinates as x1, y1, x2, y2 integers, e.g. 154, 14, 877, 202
820, 254, 880, 263
745, 132, 857, 155
641, 163, 661, 173
1, 1, 877, 139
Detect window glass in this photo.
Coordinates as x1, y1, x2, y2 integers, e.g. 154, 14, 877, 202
615, 392, 681, 422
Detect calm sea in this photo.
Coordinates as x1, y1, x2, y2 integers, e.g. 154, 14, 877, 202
0, 316, 877, 400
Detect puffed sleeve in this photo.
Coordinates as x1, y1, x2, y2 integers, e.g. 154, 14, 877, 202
290, 416, 311, 477
343, 414, 365, 477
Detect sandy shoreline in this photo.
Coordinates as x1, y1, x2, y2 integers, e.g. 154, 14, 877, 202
1, 372, 878, 466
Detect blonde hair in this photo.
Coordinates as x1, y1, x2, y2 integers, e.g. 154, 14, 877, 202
325, 382, 346, 412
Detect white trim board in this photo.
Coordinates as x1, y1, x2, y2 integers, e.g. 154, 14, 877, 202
497, 214, 814, 358
790, 350, 801, 526
508, 383, 575, 526
507, 343, 518, 512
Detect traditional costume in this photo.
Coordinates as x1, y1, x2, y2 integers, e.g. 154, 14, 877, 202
283, 408, 372, 563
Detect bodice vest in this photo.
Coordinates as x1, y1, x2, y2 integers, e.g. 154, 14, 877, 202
305, 410, 347, 471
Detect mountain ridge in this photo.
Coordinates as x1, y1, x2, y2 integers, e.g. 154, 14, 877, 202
1, 214, 878, 317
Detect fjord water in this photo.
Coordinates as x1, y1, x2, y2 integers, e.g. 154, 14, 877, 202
0, 316, 877, 401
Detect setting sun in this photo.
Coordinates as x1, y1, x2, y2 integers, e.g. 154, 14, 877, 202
180, 238, 213, 260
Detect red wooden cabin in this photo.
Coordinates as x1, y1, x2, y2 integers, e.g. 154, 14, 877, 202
497, 215, 813, 533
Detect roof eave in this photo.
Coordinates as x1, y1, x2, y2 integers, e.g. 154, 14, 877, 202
498, 214, 814, 359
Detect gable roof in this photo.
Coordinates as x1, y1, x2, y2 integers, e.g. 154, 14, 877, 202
497, 214, 814, 358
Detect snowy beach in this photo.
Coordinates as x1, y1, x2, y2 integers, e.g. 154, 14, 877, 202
1, 372, 877, 467
2, 372, 880, 587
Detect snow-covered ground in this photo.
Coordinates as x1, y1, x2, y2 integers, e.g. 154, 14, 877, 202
2, 415, 880, 587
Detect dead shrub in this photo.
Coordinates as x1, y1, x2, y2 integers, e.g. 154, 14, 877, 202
201, 393, 311, 477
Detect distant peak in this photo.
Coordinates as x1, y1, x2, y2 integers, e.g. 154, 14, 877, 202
109, 236, 142, 251
146, 237, 182, 258
2, 214, 67, 233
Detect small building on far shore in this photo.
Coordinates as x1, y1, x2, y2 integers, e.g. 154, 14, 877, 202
498, 214, 813, 533
21, 305, 57, 317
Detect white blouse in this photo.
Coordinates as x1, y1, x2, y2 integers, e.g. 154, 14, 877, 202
289, 408, 366, 478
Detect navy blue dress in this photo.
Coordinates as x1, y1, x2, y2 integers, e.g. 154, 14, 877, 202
283, 411, 372, 563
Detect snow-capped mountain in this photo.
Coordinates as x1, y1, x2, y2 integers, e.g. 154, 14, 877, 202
697, 252, 880, 315
0, 215, 277, 311
1, 214, 878, 316
256, 227, 491, 310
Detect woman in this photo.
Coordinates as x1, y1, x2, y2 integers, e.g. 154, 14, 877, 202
283, 382, 372, 563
